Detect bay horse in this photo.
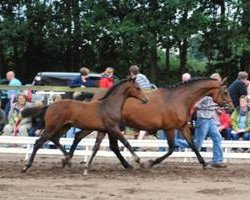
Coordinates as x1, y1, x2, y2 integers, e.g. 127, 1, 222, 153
21, 78, 148, 172
64, 77, 234, 174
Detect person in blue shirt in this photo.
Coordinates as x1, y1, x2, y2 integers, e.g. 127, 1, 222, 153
67, 67, 95, 147
4, 71, 22, 119
69, 67, 95, 87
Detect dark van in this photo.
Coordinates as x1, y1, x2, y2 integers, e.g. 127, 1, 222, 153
32, 72, 101, 87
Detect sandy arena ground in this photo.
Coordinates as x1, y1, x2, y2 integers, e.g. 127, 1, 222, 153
0, 154, 250, 200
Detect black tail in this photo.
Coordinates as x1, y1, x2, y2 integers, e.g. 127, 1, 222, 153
21, 106, 48, 119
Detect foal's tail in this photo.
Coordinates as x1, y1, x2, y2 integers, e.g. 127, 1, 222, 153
21, 106, 48, 120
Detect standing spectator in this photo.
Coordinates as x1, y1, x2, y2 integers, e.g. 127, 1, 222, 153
66, 67, 95, 147
182, 73, 191, 82
129, 65, 155, 89
215, 108, 232, 140
99, 67, 115, 88
0, 100, 5, 133
129, 65, 155, 142
175, 73, 227, 168
3, 93, 32, 136
231, 95, 250, 149
229, 71, 249, 107
69, 67, 95, 87
69, 67, 95, 101
5, 71, 22, 119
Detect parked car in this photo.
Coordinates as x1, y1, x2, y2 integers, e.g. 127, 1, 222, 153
0, 79, 9, 109
32, 72, 101, 87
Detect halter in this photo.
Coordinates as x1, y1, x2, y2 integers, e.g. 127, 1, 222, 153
213, 86, 233, 108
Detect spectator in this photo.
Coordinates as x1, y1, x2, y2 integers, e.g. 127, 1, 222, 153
215, 108, 232, 140
231, 95, 250, 152
175, 73, 227, 168
229, 71, 249, 107
129, 65, 155, 89
0, 101, 5, 133
69, 67, 95, 87
129, 65, 155, 143
99, 67, 115, 88
51, 94, 62, 103
182, 73, 191, 82
4, 71, 22, 120
3, 93, 32, 136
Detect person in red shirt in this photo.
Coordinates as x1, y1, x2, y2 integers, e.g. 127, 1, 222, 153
99, 67, 114, 88
216, 108, 232, 140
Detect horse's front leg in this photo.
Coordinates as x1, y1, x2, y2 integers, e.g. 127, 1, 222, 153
62, 130, 92, 168
141, 129, 175, 168
181, 124, 207, 168
107, 133, 133, 169
109, 127, 140, 164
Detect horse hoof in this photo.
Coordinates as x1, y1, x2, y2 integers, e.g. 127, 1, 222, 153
83, 169, 89, 176
21, 167, 27, 173
202, 163, 208, 170
62, 158, 71, 168
62, 158, 67, 168
125, 165, 133, 170
67, 161, 72, 168
140, 160, 154, 169
135, 157, 140, 164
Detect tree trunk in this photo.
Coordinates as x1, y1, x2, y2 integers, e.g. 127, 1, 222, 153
179, 39, 188, 76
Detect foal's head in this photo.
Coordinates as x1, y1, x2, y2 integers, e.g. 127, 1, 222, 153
125, 78, 149, 104
211, 78, 234, 112
98, 77, 148, 104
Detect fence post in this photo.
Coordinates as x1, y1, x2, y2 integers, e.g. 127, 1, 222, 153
25, 144, 32, 161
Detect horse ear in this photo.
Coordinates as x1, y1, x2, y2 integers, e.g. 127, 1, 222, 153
221, 77, 227, 85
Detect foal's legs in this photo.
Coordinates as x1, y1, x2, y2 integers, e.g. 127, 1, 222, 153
109, 127, 140, 164
62, 129, 93, 167
22, 134, 49, 173
141, 129, 175, 168
83, 131, 106, 175
108, 133, 133, 168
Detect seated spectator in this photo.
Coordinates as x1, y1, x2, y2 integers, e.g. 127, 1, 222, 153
99, 67, 115, 88
231, 95, 250, 146
215, 108, 232, 140
0, 101, 5, 133
3, 93, 32, 136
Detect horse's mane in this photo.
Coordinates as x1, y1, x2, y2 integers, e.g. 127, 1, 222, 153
165, 77, 217, 89
98, 79, 130, 100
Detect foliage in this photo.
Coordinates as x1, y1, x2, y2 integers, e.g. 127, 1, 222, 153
0, 0, 249, 84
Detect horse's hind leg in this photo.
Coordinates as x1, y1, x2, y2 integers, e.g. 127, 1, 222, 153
83, 131, 106, 175
141, 129, 175, 168
51, 135, 69, 160
108, 133, 133, 169
22, 135, 48, 173
62, 129, 92, 168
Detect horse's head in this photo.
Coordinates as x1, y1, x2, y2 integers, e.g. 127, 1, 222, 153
212, 77, 234, 112
126, 77, 149, 104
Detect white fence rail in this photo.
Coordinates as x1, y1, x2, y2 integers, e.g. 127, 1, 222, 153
1, 136, 250, 162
